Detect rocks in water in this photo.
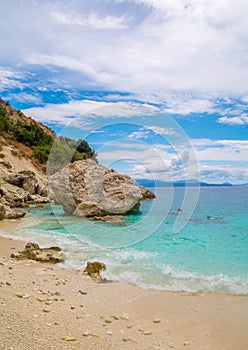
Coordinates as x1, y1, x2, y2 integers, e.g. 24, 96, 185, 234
83, 261, 106, 281
139, 186, 156, 200
92, 215, 125, 225
10, 242, 65, 263
0, 203, 26, 220
49, 159, 147, 217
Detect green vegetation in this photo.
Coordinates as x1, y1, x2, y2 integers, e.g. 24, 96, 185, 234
13, 120, 54, 148
0, 105, 11, 132
47, 137, 96, 174
0, 101, 96, 168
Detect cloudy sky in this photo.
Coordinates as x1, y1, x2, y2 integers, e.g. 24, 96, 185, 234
0, 0, 247, 183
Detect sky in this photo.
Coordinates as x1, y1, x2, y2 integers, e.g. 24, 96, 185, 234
0, 0, 248, 184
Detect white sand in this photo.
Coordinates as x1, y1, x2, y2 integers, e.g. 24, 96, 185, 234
0, 234, 248, 350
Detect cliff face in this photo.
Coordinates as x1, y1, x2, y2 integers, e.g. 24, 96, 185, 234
0, 99, 54, 219
0, 144, 50, 219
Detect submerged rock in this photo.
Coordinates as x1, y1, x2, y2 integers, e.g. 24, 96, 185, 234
10, 242, 65, 263
49, 159, 144, 217
92, 215, 125, 225
83, 261, 106, 281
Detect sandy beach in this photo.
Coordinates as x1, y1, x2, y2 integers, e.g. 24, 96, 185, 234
0, 225, 248, 350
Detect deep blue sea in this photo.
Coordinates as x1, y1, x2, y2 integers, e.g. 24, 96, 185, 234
2, 186, 248, 295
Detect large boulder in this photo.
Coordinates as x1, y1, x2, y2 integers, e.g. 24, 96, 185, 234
49, 159, 143, 217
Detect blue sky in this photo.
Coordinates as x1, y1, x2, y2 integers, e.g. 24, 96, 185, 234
0, 0, 247, 184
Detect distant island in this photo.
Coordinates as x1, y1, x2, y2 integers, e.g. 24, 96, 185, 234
135, 179, 248, 188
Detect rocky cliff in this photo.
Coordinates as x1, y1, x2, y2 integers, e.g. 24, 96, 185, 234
0, 99, 54, 219
0, 145, 49, 219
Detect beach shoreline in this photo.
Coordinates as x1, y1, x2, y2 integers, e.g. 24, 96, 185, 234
0, 220, 248, 350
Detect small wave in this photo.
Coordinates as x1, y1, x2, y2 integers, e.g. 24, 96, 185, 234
101, 261, 248, 295
0, 231, 31, 243
159, 265, 248, 295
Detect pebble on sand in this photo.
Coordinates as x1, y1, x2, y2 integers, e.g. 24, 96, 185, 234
104, 318, 112, 324
16, 293, 30, 299
120, 313, 129, 320
61, 336, 77, 341
153, 318, 161, 323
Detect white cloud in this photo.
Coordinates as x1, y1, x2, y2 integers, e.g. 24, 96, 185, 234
164, 98, 215, 115
4, 92, 42, 105
191, 138, 248, 162
97, 138, 248, 184
22, 101, 160, 125
1, 0, 248, 95
128, 130, 150, 140
145, 125, 176, 135
0, 67, 24, 91
97, 139, 199, 182
52, 11, 128, 30
200, 164, 248, 184
22, 100, 108, 125
218, 115, 248, 125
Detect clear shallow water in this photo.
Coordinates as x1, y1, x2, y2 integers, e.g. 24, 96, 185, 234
2, 186, 248, 295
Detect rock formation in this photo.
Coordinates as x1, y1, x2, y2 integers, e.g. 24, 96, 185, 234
0, 142, 50, 219
0, 203, 26, 220
139, 186, 156, 200
83, 261, 106, 281
49, 159, 145, 217
10, 242, 65, 263
4, 170, 48, 198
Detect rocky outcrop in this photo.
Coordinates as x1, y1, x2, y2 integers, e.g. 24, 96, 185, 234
4, 171, 48, 197
0, 203, 26, 220
83, 261, 106, 281
49, 159, 144, 217
0, 171, 49, 215
139, 186, 156, 200
10, 242, 65, 263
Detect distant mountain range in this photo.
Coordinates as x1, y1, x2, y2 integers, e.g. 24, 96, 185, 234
136, 179, 248, 187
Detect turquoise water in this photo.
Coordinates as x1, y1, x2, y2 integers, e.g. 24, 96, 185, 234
3, 186, 248, 295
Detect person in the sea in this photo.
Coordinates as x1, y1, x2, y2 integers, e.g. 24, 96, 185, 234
206, 215, 222, 220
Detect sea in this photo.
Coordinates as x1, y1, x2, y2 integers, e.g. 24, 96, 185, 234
1, 186, 248, 295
